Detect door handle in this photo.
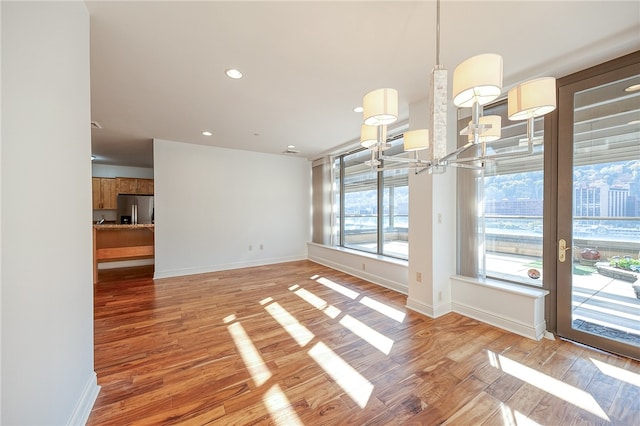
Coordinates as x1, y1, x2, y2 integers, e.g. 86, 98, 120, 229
558, 238, 571, 262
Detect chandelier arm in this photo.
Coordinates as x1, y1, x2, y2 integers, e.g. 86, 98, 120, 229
448, 156, 486, 164
374, 163, 431, 172
415, 165, 434, 175
379, 154, 432, 165
483, 142, 534, 161
447, 162, 485, 170
438, 140, 476, 164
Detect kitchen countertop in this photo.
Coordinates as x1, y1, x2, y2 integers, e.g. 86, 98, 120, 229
94, 224, 154, 230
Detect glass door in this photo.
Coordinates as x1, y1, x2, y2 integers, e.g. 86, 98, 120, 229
556, 58, 640, 359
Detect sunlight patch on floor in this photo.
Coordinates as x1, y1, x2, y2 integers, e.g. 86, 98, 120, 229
260, 297, 274, 305
294, 287, 328, 310
265, 302, 315, 347
591, 357, 640, 387
360, 296, 405, 323
263, 384, 303, 426
499, 402, 543, 426
315, 276, 359, 300
227, 321, 272, 386
308, 341, 373, 408
323, 305, 342, 319
490, 352, 609, 421
339, 314, 394, 355
292, 287, 341, 319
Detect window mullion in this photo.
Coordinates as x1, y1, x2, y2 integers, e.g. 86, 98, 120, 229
377, 165, 384, 254
339, 156, 345, 247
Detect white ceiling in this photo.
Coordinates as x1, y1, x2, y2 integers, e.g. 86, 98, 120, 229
87, 1, 640, 168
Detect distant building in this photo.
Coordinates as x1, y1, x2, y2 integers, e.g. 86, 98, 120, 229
487, 181, 638, 218
574, 183, 607, 217
627, 195, 639, 217
609, 186, 629, 216
574, 183, 636, 217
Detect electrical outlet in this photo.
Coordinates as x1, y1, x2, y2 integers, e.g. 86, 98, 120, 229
438, 213, 442, 224
416, 272, 422, 282
361, 263, 366, 271
260, 244, 263, 250
438, 291, 443, 302
248, 245, 252, 251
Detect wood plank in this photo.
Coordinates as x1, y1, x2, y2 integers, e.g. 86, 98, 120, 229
88, 260, 640, 425
96, 245, 154, 260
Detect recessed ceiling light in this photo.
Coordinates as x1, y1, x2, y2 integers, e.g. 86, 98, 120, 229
225, 68, 243, 79
202, 131, 213, 136
288, 145, 296, 149
353, 106, 364, 113
625, 84, 640, 92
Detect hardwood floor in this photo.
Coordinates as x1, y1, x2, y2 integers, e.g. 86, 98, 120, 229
89, 261, 640, 425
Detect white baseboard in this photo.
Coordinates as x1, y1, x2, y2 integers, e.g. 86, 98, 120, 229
450, 275, 548, 341
310, 256, 408, 295
406, 297, 434, 317
67, 372, 100, 426
452, 301, 546, 340
434, 301, 452, 318
406, 297, 452, 318
154, 255, 307, 279
411, 293, 546, 339
307, 243, 408, 295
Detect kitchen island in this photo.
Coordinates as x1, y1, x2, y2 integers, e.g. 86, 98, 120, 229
93, 224, 154, 283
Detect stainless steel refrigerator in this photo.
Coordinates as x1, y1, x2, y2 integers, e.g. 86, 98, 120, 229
117, 195, 154, 224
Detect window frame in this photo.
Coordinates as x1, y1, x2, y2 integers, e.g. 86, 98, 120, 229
334, 131, 410, 261
457, 98, 548, 289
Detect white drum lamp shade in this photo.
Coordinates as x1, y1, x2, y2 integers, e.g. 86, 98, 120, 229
453, 53, 503, 108
360, 124, 378, 148
363, 88, 398, 126
403, 129, 430, 151
508, 77, 557, 120
469, 115, 502, 143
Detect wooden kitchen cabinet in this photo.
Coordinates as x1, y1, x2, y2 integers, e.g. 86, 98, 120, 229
116, 177, 154, 195
116, 177, 138, 194
92, 177, 117, 209
136, 178, 154, 195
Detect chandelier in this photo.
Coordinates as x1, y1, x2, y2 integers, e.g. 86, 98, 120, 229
359, 2, 556, 174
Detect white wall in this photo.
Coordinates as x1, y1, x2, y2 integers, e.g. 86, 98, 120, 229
406, 97, 457, 318
153, 139, 310, 278
0, 1, 4, 417
1, 2, 99, 424
92, 164, 154, 179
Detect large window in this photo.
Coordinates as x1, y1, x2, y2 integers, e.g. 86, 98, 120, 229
333, 135, 409, 260
459, 101, 546, 287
